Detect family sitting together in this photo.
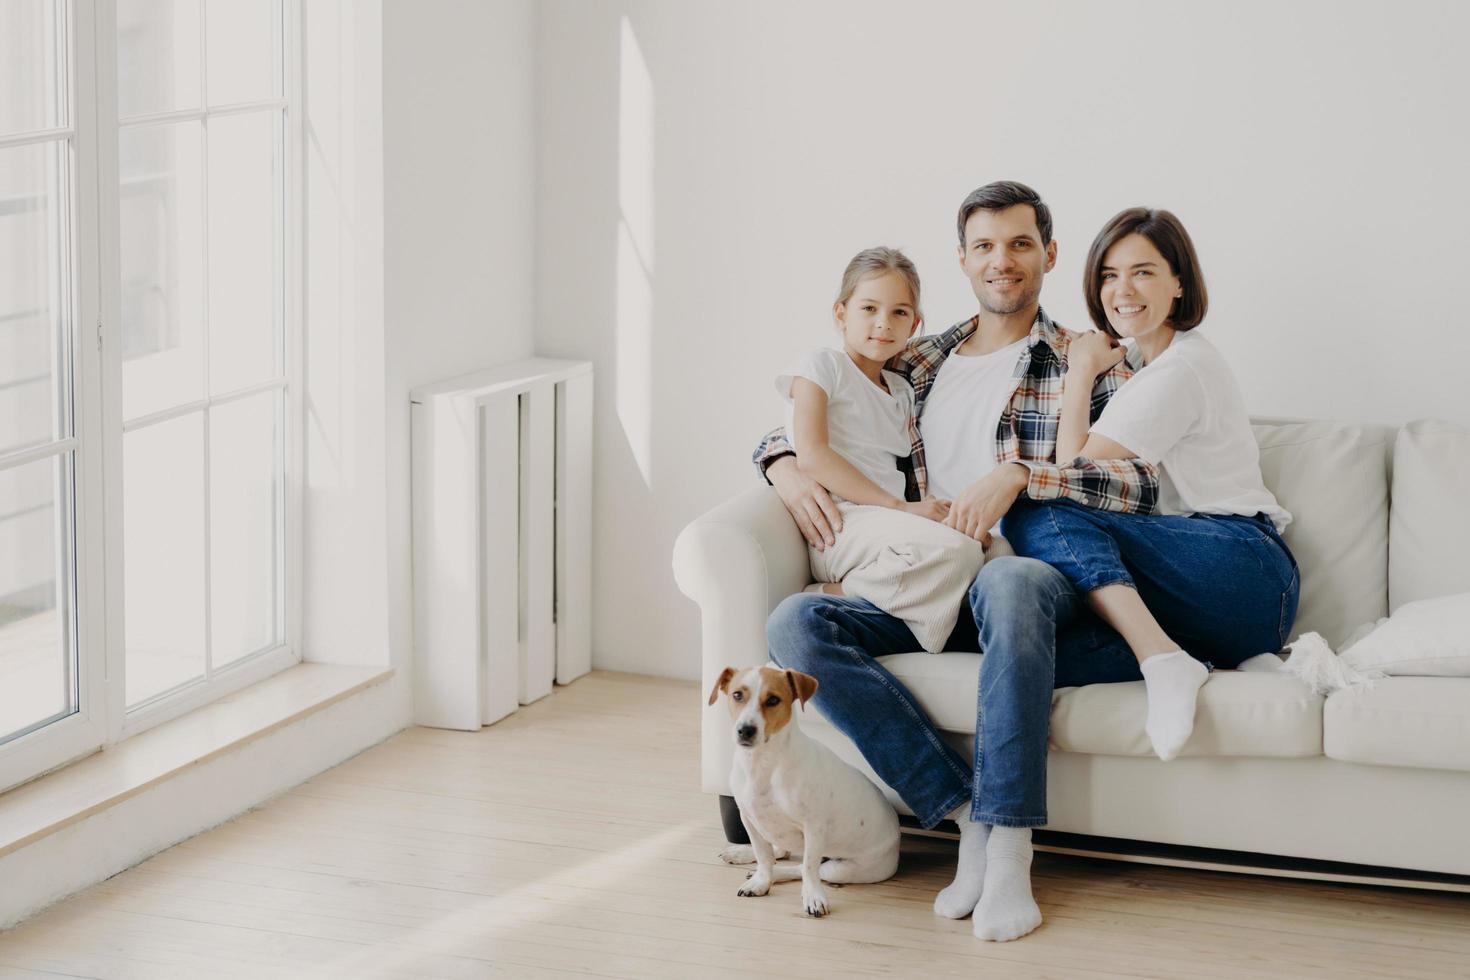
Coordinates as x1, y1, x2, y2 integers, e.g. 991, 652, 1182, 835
751, 181, 1301, 942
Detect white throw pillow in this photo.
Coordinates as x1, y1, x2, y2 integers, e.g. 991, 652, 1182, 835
1340, 592, 1470, 676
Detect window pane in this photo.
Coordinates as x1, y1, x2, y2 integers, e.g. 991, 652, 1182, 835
0, 141, 67, 456
125, 415, 206, 707
210, 392, 281, 666
116, 0, 202, 119
0, 0, 63, 136
0, 454, 75, 745
120, 121, 206, 421
207, 110, 280, 394
205, 0, 278, 106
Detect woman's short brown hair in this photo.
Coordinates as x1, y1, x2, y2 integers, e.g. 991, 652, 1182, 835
1084, 207, 1208, 337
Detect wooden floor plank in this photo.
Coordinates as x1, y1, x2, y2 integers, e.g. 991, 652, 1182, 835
2, 672, 1467, 979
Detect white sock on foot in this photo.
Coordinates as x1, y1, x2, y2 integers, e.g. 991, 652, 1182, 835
1140, 650, 1208, 761
934, 803, 989, 918
972, 826, 1041, 941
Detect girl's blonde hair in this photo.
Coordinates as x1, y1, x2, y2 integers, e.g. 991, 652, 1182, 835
835, 246, 922, 322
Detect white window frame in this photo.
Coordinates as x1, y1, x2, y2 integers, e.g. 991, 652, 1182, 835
0, 0, 304, 794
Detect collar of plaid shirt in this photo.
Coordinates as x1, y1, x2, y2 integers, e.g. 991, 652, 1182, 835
893, 306, 1080, 499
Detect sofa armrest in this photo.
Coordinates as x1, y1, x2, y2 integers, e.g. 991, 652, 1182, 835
673, 485, 810, 793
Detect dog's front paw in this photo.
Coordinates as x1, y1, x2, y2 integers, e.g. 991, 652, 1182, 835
719, 844, 756, 865
802, 885, 829, 917
737, 874, 771, 897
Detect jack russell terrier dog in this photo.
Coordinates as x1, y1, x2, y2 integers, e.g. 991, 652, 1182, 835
709, 665, 900, 917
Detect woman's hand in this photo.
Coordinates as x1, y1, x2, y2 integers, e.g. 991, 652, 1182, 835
768, 456, 842, 550
1068, 330, 1125, 381
901, 497, 951, 523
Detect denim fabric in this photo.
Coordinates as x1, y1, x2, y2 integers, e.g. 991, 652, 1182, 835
1002, 498, 1302, 665
766, 593, 972, 829
766, 557, 1142, 829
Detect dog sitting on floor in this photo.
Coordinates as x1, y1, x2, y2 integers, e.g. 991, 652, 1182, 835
709, 665, 900, 916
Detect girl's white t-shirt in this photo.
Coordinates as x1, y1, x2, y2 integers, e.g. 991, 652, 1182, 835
1090, 329, 1291, 531
777, 348, 913, 503
918, 337, 1029, 501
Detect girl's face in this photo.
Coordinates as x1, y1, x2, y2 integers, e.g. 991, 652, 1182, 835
1099, 234, 1182, 342
834, 271, 920, 364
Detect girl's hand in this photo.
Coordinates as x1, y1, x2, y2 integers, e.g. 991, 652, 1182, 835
902, 497, 951, 523
1068, 330, 1125, 380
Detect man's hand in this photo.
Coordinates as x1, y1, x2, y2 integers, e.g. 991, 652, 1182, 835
1067, 330, 1125, 381
768, 456, 842, 550
943, 463, 1030, 543
901, 497, 951, 523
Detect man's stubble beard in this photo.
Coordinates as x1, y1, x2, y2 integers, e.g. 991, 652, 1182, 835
977, 282, 1043, 317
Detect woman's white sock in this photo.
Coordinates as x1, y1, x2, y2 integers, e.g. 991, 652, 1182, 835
934, 803, 989, 918
1140, 650, 1208, 761
972, 826, 1042, 941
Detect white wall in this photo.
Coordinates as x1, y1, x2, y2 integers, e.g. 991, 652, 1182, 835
534, 0, 1470, 680
383, 0, 537, 694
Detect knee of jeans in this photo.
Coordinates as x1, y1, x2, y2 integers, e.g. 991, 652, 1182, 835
766, 593, 827, 669
969, 556, 1067, 621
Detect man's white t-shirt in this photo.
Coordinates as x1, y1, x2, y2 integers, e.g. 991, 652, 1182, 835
918, 337, 1029, 501
1090, 329, 1291, 531
777, 348, 913, 503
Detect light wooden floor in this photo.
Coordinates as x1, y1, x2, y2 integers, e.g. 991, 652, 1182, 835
1, 671, 1467, 979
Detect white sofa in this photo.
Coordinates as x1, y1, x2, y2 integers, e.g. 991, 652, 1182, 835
673, 418, 1470, 878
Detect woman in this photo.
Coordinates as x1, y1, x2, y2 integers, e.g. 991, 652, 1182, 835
1003, 207, 1300, 761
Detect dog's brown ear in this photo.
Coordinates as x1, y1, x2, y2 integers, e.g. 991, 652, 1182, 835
707, 667, 737, 706
786, 669, 819, 710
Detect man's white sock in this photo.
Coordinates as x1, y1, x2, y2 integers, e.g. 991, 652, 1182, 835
972, 826, 1042, 941
934, 803, 989, 918
1140, 650, 1208, 761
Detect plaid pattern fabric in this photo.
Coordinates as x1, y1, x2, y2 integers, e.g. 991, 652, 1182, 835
755, 308, 1159, 513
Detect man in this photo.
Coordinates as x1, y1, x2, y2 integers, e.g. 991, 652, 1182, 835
755, 181, 1157, 942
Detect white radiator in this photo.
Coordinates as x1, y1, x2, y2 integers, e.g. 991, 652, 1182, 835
410, 358, 593, 730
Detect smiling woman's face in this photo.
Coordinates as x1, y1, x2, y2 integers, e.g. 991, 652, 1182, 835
1099, 233, 1183, 341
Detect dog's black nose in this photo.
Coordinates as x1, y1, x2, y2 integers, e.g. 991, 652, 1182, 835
736, 724, 757, 743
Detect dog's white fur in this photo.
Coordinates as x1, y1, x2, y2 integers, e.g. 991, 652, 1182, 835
709, 665, 900, 916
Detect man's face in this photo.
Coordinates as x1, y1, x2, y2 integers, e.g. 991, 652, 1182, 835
957, 204, 1058, 316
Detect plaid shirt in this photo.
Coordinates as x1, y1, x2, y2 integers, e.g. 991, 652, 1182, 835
756, 308, 1159, 513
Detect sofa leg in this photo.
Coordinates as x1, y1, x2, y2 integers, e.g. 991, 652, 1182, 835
719, 795, 749, 845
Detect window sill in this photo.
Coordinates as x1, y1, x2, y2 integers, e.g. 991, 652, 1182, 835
0, 662, 394, 859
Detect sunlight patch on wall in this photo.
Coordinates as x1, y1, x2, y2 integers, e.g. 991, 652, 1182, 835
615, 16, 654, 487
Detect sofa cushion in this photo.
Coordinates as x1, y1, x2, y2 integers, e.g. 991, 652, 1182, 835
874, 652, 981, 734
1389, 419, 1470, 612
874, 652, 1322, 758
1251, 418, 1393, 647
1050, 673, 1322, 758
1324, 677, 1470, 773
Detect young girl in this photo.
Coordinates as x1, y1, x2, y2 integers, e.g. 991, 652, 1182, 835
777, 247, 988, 653
1003, 208, 1300, 761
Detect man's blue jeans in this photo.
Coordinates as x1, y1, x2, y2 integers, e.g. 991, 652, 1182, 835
766, 556, 1145, 829
1002, 499, 1301, 667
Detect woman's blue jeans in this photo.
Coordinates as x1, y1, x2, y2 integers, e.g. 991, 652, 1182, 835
767, 556, 1148, 829
1002, 498, 1301, 668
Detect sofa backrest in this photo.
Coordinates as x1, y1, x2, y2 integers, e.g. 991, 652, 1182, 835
1251, 417, 1395, 647
1388, 419, 1470, 612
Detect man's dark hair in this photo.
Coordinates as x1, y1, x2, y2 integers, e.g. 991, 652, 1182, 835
1083, 207, 1209, 336
955, 181, 1053, 247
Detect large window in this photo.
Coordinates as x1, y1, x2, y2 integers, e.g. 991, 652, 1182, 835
0, 0, 298, 793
